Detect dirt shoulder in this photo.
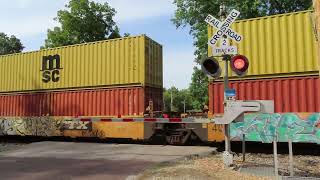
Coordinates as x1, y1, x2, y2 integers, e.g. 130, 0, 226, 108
233, 153, 320, 177
137, 152, 320, 180
137, 154, 271, 180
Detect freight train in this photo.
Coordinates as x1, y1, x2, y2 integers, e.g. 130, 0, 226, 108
0, 10, 319, 145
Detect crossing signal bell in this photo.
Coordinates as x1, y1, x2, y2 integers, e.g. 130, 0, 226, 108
201, 57, 222, 78
201, 55, 249, 78
230, 55, 249, 76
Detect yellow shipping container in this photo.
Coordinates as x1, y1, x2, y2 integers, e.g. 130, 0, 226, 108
208, 10, 319, 79
314, 0, 320, 74
0, 35, 163, 93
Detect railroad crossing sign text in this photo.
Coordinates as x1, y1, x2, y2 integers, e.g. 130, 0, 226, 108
206, 9, 242, 47
213, 46, 238, 56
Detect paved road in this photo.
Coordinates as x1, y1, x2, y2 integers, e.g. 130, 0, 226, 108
0, 141, 215, 180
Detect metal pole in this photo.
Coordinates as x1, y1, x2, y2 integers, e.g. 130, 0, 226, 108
219, 4, 231, 155
217, 5, 232, 168
224, 56, 231, 153
163, 95, 166, 112
242, 134, 246, 162
273, 139, 279, 177
223, 56, 229, 89
289, 139, 294, 176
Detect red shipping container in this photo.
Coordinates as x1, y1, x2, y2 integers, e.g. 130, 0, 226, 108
209, 76, 320, 114
0, 86, 163, 117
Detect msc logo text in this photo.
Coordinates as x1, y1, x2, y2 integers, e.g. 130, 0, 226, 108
41, 54, 62, 83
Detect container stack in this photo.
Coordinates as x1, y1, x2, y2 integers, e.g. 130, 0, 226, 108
207, 10, 320, 115
0, 35, 163, 117
314, 0, 320, 72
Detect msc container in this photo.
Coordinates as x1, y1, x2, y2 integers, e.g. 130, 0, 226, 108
209, 76, 320, 114
208, 10, 319, 80
0, 86, 163, 117
0, 35, 163, 93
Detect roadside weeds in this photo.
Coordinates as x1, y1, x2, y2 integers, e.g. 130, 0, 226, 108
137, 154, 271, 180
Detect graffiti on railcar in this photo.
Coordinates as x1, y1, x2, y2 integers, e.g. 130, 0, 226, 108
211, 124, 223, 133
63, 120, 91, 130
80, 129, 105, 138
230, 113, 320, 144
0, 118, 23, 135
0, 117, 91, 136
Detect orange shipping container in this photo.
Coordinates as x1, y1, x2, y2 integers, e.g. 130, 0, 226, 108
209, 76, 320, 114
0, 87, 163, 117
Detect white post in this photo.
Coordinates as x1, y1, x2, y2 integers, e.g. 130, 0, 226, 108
273, 138, 279, 177
289, 139, 294, 176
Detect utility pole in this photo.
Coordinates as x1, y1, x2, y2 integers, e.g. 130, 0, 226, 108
170, 90, 173, 112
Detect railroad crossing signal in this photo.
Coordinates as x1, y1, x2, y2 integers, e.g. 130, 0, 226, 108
204, 7, 250, 168
203, 9, 248, 77
230, 55, 249, 76
201, 55, 249, 78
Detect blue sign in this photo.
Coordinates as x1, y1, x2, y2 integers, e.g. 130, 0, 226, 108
225, 89, 236, 97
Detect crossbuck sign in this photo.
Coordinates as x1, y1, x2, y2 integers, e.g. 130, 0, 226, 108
205, 9, 243, 55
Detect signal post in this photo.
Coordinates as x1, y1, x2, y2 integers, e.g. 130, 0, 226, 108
222, 54, 231, 154
203, 6, 274, 166
203, 6, 249, 166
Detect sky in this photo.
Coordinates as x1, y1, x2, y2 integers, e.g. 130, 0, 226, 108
0, 0, 198, 89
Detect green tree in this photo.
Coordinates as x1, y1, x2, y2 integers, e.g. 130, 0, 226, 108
172, 0, 312, 109
189, 67, 208, 110
123, 33, 131, 37
263, 0, 313, 14
44, 0, 120, 48
0, 33, 24, 55
163, 87, 193, 113
172, 0, 312, 64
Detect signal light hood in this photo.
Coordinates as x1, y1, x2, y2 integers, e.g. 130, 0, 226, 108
201, 57, 222, 78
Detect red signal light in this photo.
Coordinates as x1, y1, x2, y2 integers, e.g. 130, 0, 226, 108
230, 55, 249, 76
233, 58, 245, 69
